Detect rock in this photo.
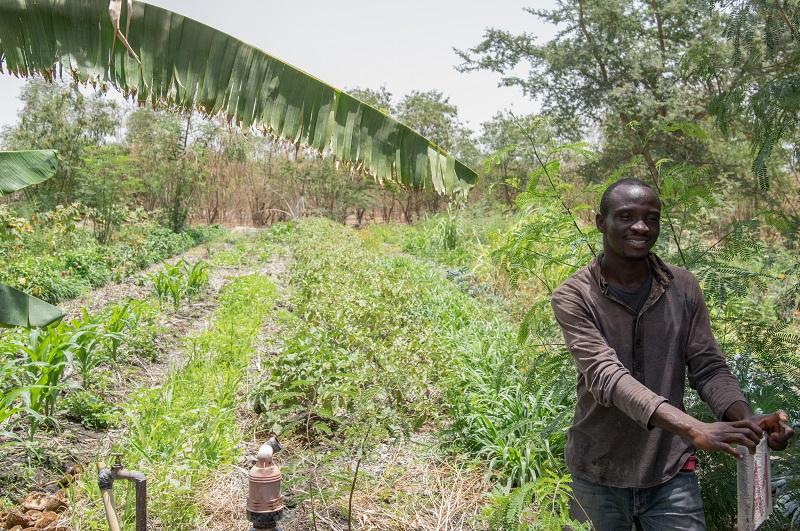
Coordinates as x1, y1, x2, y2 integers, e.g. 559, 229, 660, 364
8, 526, 23, 531
34, 511, 58, 529
5, 510, 33, 528
21, 493, 48, 512
24, 510, 42, 522
42, 492, 68, 513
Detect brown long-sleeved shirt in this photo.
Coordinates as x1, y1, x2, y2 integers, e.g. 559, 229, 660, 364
551, 253, 746, 488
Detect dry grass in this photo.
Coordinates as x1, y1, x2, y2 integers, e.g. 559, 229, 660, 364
198, 433, 490, 531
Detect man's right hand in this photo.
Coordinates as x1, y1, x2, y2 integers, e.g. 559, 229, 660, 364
650, 402, 764, 458
686, 419, 763, 458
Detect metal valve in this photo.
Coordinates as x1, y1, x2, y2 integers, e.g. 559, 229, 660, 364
246, 436, 284, 530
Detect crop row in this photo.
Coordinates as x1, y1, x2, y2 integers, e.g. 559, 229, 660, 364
74, 274, 276, 529
250, 219, 582, 528
0, 204, 224, 303
0, 260, 211, 455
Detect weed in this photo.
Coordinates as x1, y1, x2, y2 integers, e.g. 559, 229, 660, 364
126, 300, 161, 362
63, 390, 119, 430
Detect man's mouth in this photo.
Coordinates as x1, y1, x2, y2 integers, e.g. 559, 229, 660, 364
626, 238, 651, 248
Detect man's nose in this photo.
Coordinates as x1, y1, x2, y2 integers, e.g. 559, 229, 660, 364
631, 220, 649, 232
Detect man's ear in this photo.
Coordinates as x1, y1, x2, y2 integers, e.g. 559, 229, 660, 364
596, 212, 606, 233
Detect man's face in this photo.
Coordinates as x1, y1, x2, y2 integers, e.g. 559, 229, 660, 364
596, 185, 661, 260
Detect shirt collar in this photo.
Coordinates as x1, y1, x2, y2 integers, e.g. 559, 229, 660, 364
589, 252, 674, 293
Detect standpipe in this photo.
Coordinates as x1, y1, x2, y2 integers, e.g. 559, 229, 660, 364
97, 454, 147, 531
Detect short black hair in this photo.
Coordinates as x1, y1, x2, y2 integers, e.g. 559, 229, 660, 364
598, 178, 658, 217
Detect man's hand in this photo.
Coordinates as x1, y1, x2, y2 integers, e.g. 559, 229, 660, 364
686, 419, 763, 458
752, 410, 794, 451
650, 402, 765, 458
723, 403, 795, 451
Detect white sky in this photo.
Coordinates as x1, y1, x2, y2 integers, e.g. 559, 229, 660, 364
0, 1, 556, 134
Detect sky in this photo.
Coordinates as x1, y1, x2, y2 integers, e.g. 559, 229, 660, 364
0, 1, 557, 134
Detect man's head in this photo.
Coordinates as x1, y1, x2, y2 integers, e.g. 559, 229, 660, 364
596, 178, 661, 261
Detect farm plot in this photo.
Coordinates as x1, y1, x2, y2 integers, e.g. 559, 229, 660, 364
0, 233, 282, 530
3, 221, 580, 530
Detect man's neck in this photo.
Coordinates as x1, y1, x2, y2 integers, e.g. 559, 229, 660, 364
601, 252, 651, 291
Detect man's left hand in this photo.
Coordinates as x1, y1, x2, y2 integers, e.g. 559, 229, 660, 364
752, 410, 795, 451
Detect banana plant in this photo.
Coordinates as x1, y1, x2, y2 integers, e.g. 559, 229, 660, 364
0, 0, 477, 196
0, 150, 64, 328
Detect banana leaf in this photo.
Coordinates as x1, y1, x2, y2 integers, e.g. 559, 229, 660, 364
0, 149, 63, 327
0, 150, 59, 195
0, 0, 477, 195
0, 284, 64, 328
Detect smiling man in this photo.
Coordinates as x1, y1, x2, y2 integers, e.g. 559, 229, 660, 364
551, 178, 794, 530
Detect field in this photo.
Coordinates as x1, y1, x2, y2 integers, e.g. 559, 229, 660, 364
2, 2, 800, 528
1, 207, 798, 530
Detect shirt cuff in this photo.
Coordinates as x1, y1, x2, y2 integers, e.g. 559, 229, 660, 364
699, 373, 748, 419
611, 373, 669, 430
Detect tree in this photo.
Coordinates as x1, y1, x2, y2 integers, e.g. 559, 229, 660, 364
0, 80, 119, 208
707, 0, 800, 185
125, 108, 202, 232
78, 145, 139, 243
456, 1, 729, 179
348, 86, 394, 114
0, 0, 475, 197
479, 112, 538, 208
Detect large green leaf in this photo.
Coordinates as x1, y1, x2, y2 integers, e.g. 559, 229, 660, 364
0, 149, 62, 327
0, 284, 64, 328
0, 0, 477, 195
0, 150, 59, 195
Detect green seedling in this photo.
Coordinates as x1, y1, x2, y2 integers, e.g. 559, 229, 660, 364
67, 309, 116, 388
185, 260, 209, 296
151, 261, 186, 309
17, 324, 72, 439
102, 301, 132, 360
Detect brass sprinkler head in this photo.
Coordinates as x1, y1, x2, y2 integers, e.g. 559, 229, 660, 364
247, 437, 284, 530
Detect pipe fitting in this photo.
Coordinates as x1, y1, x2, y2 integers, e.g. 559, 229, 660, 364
247, 437, 284, 530
97, 454, 147, 531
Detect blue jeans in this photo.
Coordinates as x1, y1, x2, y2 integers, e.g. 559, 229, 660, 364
570, 472, 707, 530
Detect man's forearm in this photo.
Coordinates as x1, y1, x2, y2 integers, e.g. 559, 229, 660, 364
649, 401, 763, 457
649, 402, 705, 440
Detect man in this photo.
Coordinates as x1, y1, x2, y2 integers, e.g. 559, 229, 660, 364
551, 178, 794, 530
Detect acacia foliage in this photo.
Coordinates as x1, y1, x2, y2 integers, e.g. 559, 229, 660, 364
709, 0, 800, 185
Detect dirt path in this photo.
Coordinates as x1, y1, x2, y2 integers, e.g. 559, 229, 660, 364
197, 249, 292, 531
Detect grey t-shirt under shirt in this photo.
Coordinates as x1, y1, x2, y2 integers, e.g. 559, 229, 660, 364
607, 269, 652, 314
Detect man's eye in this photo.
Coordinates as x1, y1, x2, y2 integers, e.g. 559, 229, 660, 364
648, 216, 660, 223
